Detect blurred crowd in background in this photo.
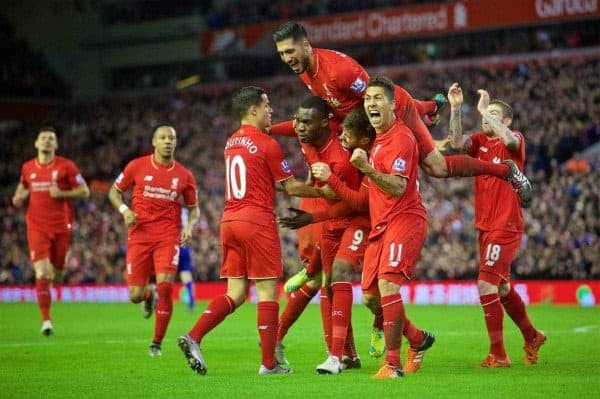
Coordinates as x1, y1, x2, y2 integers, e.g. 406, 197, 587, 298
2, 54, 599, 285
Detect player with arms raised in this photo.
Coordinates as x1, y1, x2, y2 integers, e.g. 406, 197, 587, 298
177, 86, 323, 375
447, 83, 546, 367
12, 127, 90, 335
108, 124, 199, 357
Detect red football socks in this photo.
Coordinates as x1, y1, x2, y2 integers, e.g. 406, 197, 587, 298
344, 321, 358, 358
480, 293, 507, 358
258, 301, 279, 370
330, 283, 353, 360
413, 99, 438, 116
320, 287, 332, 352
152, 282, 173, 345
277, 284, 318, 342
381, 293, 406, 368
501, 286, 537, 342
404, 318, 425, 349
188, 294, 236, 343
445, 155, 510, 178
36, 278, 51, 321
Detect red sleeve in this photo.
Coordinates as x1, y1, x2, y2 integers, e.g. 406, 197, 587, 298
326, 174, 369, 211
270, 120, 296, 137
114, 160, 136, 192
266, 139, 293, 182
66, 160, 86, 188
182, 169, 198, 206
383, 135, 416, 179
312, 201, 355, 222
336, 54, 369, 96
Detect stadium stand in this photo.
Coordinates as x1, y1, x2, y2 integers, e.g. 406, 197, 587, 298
1, 50, 599, 284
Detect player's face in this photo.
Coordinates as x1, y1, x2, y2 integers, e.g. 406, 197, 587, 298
482, 104, 508, 135
35, 131, 58, 154
364, 86, 395, 132
152, 126, 177, 159
255, 94, 273, 131
340, 128, 360, 150
295, 107, 327, 144
276, 38, 310, 74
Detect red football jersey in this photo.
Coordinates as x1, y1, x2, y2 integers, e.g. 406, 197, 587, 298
114, 155, 197, 243
300, 48, 369, 123
222, 125, 293, 226
20, 156, 86, 233
366, 121, 426, 238
468, 131, 525, 232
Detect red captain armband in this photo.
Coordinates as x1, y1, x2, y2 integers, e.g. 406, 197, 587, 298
270, 120, 296, 137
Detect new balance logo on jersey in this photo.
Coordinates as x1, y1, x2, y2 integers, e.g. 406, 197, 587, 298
392, 158, 406, 173
350, 77, 366, 93
29, 173, 36, 179
144, 175, 153, 181
480, 147, 488, 153
492, 157, 501, 164
281, 160, 291, 173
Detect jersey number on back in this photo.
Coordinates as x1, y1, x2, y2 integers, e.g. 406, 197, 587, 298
225, 155, 247, 200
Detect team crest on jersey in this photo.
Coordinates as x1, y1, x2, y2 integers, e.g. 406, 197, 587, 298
171, 178, 179, 190
143, 175, 153, 181
392, 158, 406, 173
350, 77, 366, 93
480, 146, 488, 153
322, 83, 341, 108
281, 160, 291, 173
492, 157, 501, 164
29, 173, 36, 179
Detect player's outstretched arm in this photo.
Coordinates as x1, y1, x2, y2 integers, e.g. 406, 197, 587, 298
12, 183, 29, 208
108, 185, 137, 226
477, 89, 519, 150
280, 176, 325, 198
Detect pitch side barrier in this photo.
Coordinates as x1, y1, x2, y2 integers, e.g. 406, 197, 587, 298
1, 280, 597, 306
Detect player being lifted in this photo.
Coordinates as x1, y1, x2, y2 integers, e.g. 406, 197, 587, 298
12, 127, 90, 335
445, 83, 546, 367
109, 124, 199, 356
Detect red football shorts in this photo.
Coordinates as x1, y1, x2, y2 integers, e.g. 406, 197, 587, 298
125, 239, 179, 286
361, 217, 427, 290
478, 230, 522, 285
27, 229, 71, 270
220, 220, 282, 279
321, 223, 369, 274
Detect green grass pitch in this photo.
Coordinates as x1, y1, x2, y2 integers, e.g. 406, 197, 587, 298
1, 301, 599, 398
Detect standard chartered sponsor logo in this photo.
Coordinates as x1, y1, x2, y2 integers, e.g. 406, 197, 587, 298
143, 185, 176, 200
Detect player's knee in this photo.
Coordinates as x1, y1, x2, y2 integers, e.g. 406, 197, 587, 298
128, 288, 145, 303
477, 279, 498, 295
362, 294, 379, 310
498, 282, 511, 297
331, 264, 352, 283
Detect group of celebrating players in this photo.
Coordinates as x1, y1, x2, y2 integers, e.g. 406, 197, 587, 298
13, 21, 546, 379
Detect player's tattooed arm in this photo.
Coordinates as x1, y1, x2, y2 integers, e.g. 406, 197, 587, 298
447, 83, 470, 152
477, 89, 519, 150
350, 149, 407, 197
